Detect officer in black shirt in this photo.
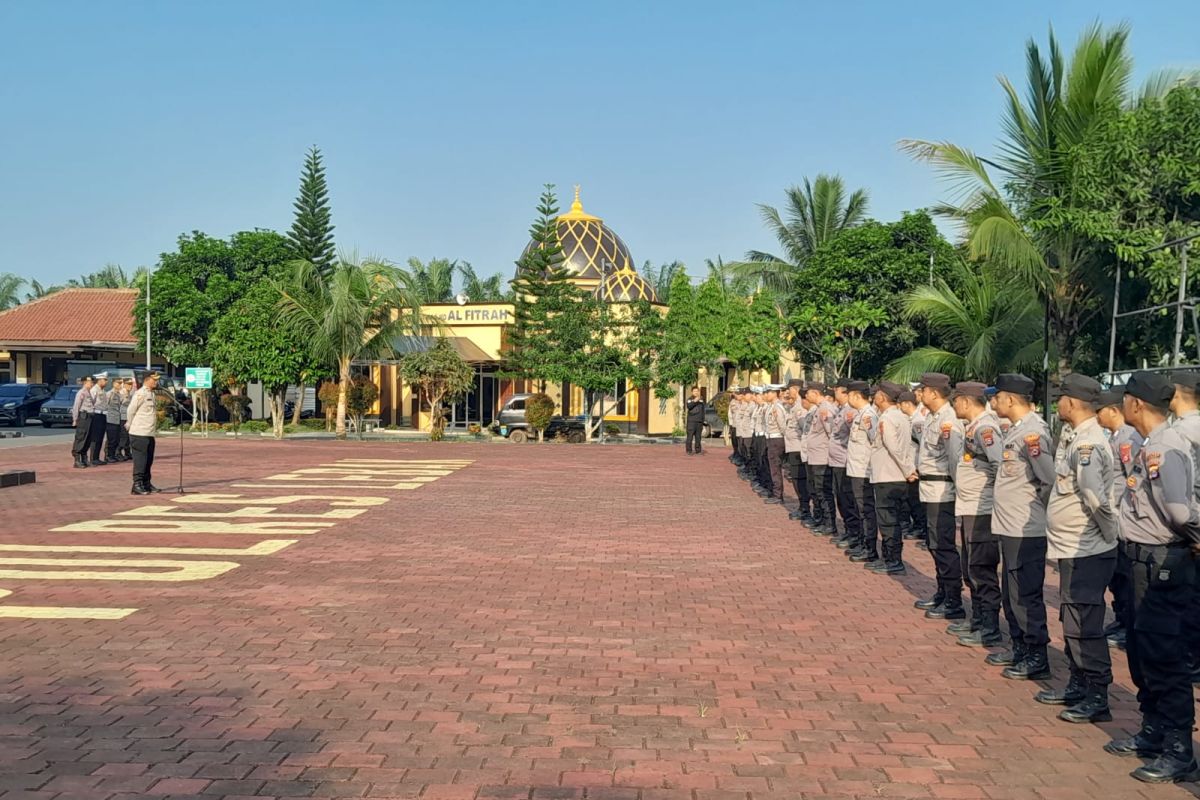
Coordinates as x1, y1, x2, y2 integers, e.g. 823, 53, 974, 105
685, 386, 705, 455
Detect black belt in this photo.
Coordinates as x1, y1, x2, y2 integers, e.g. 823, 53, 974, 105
1121, 540, 1190, 560
919, 474, 953, 482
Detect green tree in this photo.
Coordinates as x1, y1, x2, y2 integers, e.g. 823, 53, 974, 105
24, 279, 63, 301
643, 260, 685, 303
738, 291, 788, 377
70, 263, 146, 288
211, 279, 326, 439
886, 261, 1043, 382
407, 257, 456, 303
456, 261, 510, 302
275, 255, 422, 440
704, 257, 754, 299
287, 146, 336, 277
732, 174, 870, 293
346, 378, 380, 441
399, 337, 475, 441
524, 392, 556, 442
789, 301, 887, 379
0, 273, 25, 310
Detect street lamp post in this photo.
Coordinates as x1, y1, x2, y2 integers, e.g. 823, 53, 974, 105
145, 266, 151, 370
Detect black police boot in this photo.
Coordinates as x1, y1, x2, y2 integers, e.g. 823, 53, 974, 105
788, 509, 804, 520
131, 481, 151, 496
1002, 645, 1050, 680
1131, 729, 1199, 783
985, 639, 1025, 666
947, 604, 981, 636
1035, 672, 1085, 706
1058, 684, 1112, 724
834, 534, 856, 550
926, 590, 965, 620
73, 454, 87, 469
849, 550, 877, 563
959, 610, 1004, 647
914, 589, 945, 611
1105, 721, 1164, 758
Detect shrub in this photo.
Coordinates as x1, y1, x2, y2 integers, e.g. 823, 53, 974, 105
298, 418, 326, 430
219, 393, 251, 434
525, 393, 556, 441
241, 420, 270, 433
347, 378, 379, 439
318, 381, 340, 431
713, 391, 731, 423
604, 423, 621, 436
672, 426, 686, 437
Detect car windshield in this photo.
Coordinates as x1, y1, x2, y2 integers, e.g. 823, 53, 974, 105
53, 386, 78, 400
0, 385, 27, 397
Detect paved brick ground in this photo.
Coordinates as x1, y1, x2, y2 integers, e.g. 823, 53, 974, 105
0, 437, 1196, 799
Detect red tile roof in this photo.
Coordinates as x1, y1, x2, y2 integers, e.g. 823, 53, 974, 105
0, 288, 139, 348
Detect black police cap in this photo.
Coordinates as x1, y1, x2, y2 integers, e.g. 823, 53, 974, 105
1054, 373, 1102, 404
995, 373, 1035, 397
1125, 371, 1175, 409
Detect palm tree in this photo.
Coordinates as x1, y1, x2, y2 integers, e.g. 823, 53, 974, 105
276, 255, 423, 439
0, 273, 25, 310
25, 279, 63, 301
69, 263, 147, 288
704, 257, 754, 299
407, 257, 455, 303
732, 174, 869, 293
900, 23, 1199, 377
641, 260, 685, 303
886, 261, 1043, 382
456, 261, 510, 302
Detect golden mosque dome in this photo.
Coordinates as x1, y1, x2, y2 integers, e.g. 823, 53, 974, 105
520, 186, 636, 289
597, 264, 659, 303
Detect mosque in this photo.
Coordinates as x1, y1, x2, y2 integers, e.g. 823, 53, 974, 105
365, 188, 801, 434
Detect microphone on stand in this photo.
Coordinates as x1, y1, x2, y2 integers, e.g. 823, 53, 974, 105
152, 386, 192, 494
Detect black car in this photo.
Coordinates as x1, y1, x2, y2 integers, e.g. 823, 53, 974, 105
0, 383, 52, 427
37, 385, 81, 428
490, 393, 592, 443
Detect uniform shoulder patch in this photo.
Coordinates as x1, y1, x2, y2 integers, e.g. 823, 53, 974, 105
1024, 433, 1041, 457
981, 428, 995, 447
941, 421, 952, 439
1078, 444, 1094, 466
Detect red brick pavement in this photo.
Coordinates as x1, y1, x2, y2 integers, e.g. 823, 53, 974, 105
0, 438, 1196, 799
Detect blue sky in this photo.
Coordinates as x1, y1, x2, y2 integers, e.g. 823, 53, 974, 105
1, 1, 1197, 288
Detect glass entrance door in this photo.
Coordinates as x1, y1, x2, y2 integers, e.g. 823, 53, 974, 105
448, 367, 499, 429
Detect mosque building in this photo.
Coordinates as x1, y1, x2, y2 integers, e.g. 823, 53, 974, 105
364, 188, 801, 434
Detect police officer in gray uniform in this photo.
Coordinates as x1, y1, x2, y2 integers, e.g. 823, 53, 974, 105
829, 379, 861, 549
1097, 387, 1142, 651
1168, 373, 1200, 684
1103, 372, 1200, 784
1036, 374, 1117, 724
845, 381, 877, 562
990, 373, 1056, 680
913, 373, 966, 620
805, 383, 836, 535
783, 379, 812, 521
869, 381, 913, 574
763, 385, 788, 505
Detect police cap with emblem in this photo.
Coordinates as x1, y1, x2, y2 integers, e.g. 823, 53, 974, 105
787, 378, 805, 389
847, 380, 870, 395
951, 381, 988, 402
897, 389, 918, 404
806, 381, 826, 394
1052, 373, 1102, 404
877, 380, 905, 402
1124, 371, 1174, 409
1097, 387, 1125, 409
919, 372, 952, 391
995, 373, 1035, 397
835, 377, 851, 390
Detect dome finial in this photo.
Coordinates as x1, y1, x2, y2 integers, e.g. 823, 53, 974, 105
559, 184, 600, 222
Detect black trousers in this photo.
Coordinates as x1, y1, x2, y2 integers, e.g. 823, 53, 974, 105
786, 453, 810, 511
765, 438, 785, 500
809, 464, 833, 526
729, 427, 739, 461
1123, 541, 1196, 732
1110, 548, 1130, 627
851, 476, 877, 557
962, 515, 1001, 614
753, 436, 769, 491
873, 481, 907, 564
105, 422, 121, 460
130, 434, 155, 486
831, 466, 860, 539
738, 433, 751, 464
1059, 550, 1117, 687
925, 499, 961, 595
685, 421, 703, 454
906, 482, 927, 535
71, 410, 92, 456
118, 424, 130, 456
999, 535, 1049, 648
87, 413, 108, 461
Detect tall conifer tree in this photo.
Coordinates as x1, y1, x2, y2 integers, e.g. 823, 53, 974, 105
287, 146, 336, 278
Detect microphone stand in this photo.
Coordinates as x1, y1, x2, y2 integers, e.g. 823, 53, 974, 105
153, 388, 193, 495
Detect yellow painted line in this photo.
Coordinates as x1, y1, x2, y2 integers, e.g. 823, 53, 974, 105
0, 540, 296, 556
116, 505, 368, 520
0, 606, 138, 619
0, 558, 240, 582
335, 459, 474, 464
232, 483, 424, 490
174, 494, 388, 507
52, 519, 331, 535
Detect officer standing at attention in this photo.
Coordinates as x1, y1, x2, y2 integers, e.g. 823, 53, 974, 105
103, 377, 123, 463
869, 381, 913, 574
950, 382, 1007, 648
1037, 374, 1117, 724
1104, 372, 1200, 784
118, 378, 134, 461
737, 388, 755, 478
685, 386, 706, 456
990, 373, 1056, 680
88, 372, 111, 466
125, 370, 162, 495
1167, 374, 1200, 685
801, 384, 822, 529
845, 381, 878, 564
727, 387, 741, 466
783, 379, 812, 521
751, 388, 772, 497
805, 383, 835, 535
899, 390, 930, 547
763, 385, 788, 506
1097, 387, 1141, 651
913, 373, 966, 621
70, 375, 95, 468
829, 379, 861, 550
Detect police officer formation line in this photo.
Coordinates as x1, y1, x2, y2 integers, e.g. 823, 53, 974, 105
68, 370, 163, 495
722, 371, 1200, 785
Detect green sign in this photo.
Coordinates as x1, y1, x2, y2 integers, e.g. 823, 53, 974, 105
184, 367, 213, 390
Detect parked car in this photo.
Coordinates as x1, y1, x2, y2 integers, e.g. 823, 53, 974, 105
37, 385, 81, 428
490, 393, 592, 443
0, 383, 52, 427
704, 401, 725, 438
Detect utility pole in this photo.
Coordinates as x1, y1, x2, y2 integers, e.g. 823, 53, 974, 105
145, 267, 151, 370
1174, 243, 1189, 365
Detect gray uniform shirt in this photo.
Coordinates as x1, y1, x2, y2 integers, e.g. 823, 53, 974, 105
71, 385, 93, 424
870, 405, 913, 483
1171, 411, 1200, 499
765, 400, 787, 438
955, 411, 1004, 516
90, 384, 110, 418
1119, 420, 1199, 546
1109, 424, 1143, 505
918, 402, 962, 503
1046, 417, 1117, 559
826, 403, 852, 468
992, 410, 1055, 538
750, 402, 765, 436
806, 401, 835, 466
784, 401, 805, 453
125, 387, 158, 437
846, 404, 876, 479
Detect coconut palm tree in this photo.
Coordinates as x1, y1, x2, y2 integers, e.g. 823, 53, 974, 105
0, 273, 25, 310
886, 261, 1043, 382
641, 260, 685, 303
731, 174, 869, 293
900, 22, 1199, 377
407, 257, 456, 303
25, 279, 63, 301
69, 263, 148, 288
456, 261, 510, 302
704, 257, 754, 299
275, 254, 423, 439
